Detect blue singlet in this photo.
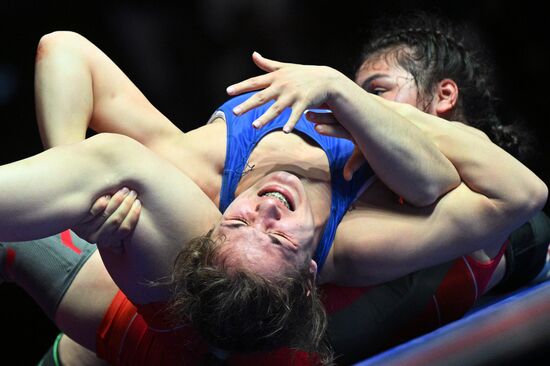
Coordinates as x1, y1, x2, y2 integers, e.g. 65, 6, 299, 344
210, 92, 374, 272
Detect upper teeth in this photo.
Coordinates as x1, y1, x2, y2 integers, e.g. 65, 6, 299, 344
262, 191, 291, 209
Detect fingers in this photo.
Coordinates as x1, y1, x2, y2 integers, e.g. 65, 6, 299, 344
314, 124, 353, 141
72, 187, 141, 254
305, 111, 338, 125
95, 190, 141, 251
283, 102, 308, 133
343, 147, 366, 181
252, 51, 284, 72
226, 73, 272, 98
81, 194, 111, 223
231, 88, 279, 117
97, 198, 141, 254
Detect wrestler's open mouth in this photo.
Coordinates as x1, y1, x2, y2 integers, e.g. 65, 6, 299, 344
258, 188, 294, 211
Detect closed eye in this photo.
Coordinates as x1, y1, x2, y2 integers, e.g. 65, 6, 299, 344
223, 218, 248, 229
269, 235, 283, 245
369, 88, 386, 96
232, 218, 248, 226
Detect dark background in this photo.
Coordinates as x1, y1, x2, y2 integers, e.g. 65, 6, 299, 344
1, 1, 548, 363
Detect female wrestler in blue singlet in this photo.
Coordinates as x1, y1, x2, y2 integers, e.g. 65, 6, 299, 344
1, 13, 548, 365
214, 91, 373, 272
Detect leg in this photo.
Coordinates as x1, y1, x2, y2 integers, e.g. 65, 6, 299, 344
38, 333, 109, 366
1, 231, 118, 353
55, 246, 118, 350
1, 231, 97, 321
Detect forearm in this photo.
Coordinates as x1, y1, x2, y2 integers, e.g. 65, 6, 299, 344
376, 97, 548, 225
35, 31, 182, 150
327, 72, 460, 206
0, 140, 117, 241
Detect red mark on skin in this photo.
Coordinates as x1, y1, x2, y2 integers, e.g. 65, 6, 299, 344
60, 230, 82, 254
35, 42, 48, 63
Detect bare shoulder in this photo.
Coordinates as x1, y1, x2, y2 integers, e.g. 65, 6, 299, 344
142, 120, 227, 204
321, 179, 437, 286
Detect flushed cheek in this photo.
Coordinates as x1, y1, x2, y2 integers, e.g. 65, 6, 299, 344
392, 92, 417, 107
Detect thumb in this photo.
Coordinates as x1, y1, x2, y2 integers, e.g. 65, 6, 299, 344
343, 147, 365, 181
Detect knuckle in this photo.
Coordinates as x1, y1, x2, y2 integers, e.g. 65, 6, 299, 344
109, 216, 123, 227
118, 225, 132, 235
256, 93, 265, 104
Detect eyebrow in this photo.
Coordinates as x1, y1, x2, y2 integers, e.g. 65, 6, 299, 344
360, 73, 390, 90
221, 222, 290, 250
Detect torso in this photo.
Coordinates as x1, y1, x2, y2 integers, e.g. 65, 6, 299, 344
165, 117, 505, 288
174, 118, 332, 207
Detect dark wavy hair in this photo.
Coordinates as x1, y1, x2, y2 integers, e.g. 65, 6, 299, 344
164, 230, 333, 365
356, 10, 539, 165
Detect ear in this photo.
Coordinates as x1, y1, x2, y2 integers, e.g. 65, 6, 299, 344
433, 79, 459, 118
306, 260, 318, 296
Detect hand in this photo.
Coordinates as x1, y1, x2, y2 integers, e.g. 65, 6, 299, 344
306, 111, 366, 181
72, 187, 141, 254
226, 52, 341, 132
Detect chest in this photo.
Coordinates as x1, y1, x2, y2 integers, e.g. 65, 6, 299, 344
235, 130, 332, 196
177, 121, 332, 207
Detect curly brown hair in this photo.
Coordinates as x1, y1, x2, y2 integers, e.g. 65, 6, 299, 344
164, 230, 333, 365
357, 10, 539, 165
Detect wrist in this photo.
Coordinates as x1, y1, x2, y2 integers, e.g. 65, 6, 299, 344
325, 68, 351, 105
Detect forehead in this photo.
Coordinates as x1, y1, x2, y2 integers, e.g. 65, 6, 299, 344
355, 50, 410, 84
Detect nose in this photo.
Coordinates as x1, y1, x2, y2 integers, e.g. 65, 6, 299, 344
255, 197, 282, 222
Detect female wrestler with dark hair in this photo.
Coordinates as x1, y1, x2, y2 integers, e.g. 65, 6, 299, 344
1, 11, 544, 366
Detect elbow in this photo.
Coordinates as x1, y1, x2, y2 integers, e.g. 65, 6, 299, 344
39, 30, 83, 45
406, 188, 443, 207
508, 177, 548, 224
37, 31, 85, 61
529, 179, 548, 214
410, 174, 461, 208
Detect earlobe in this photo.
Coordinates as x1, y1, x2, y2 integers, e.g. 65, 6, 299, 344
309, 260, 318, 276
307, 260, 318, 294
435, 79, 459, 117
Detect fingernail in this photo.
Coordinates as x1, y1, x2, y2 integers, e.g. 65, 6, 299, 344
233, 106, 241, 115
128, 190, 137, 197
104, 195, 111, 200
253, 51, 261, 57
315, 125, 324, 132
252, 120, 261, 128
283, 126, 291, 133
226, 86, 234, 95
121, 187, 129, 195
134, 199, 141, 208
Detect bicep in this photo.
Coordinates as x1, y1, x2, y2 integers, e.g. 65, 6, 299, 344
85, 134, 221, 303
333, 183, 508, 286
0, 133, 220, 303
